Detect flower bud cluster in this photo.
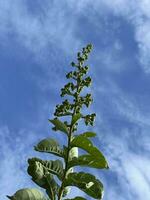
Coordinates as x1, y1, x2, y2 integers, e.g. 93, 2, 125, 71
53, 44, 96, 129
54, 100, 73, 117
83, 113, 96, 126
75, 94, 93, 109
66, 66, 89, 81
81, 76, 92, 87
77, 44, 93, 65
60, 82, 76, 97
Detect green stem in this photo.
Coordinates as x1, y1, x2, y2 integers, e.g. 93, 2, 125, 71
58, 69, 81, 200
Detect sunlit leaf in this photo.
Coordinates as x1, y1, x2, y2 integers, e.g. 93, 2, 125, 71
34, 138, 64, 158
68, 154, 108, 169
70, 135, 109, 168
64, 172, 104, 199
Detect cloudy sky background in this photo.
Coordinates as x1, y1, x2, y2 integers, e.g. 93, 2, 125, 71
0, 0, 150, 199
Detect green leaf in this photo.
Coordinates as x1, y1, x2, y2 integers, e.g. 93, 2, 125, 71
71, 113, 82, 125
34, 138, 64, 158
27, 160, 59, 199
68, 154, 108, 169
81, 131, 96, 137
70, 135, 109, 169
64, 172, 104, 199
28, 157, 64, 180
45, 173, 60, 199
27, 160, 47, 188
65, 197, 86, 200
49, 118, 68, 135
7, 188, 47, 200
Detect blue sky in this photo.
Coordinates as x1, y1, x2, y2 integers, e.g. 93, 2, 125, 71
0, 0, 150, 199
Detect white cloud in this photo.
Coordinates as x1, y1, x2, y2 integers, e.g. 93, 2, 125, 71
93, 79, 150, 200
94, 79, 150, 127
67, 0, 150, 73
1, 0, 150, 72
0, 0, 81, 60
102, 134, 150, 200
0, 126, 38, 199
100, 0, 150, 72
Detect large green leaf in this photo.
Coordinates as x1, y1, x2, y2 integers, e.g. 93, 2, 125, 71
28, 157, 64, 180
34, 138, 64, 158
68, 154, 108, 169
27, 159, 59, 199
27, 160, 47, 188
64, 172, 104, 199
70, 135, 109, 169
49, 118, 68, 135
7, 188, 48, 200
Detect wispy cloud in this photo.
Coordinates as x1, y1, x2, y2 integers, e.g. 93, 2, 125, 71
0, 126, 36, 199
92, 78, 150, 199
102, 134, 150, 200
94, 78, 150, 128
2, 0, 150, 73
0, 0, 81, 60
99, 0, 150, 73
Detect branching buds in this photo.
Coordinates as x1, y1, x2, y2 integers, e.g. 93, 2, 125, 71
83, 113, 96, 126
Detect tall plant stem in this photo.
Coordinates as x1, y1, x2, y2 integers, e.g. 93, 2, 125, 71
58, 76, 80, 200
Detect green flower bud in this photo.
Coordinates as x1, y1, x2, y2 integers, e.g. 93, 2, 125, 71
77, 52, 81, 57
71, 62, 76, 67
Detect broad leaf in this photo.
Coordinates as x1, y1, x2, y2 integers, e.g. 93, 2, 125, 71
27, 160, 59, 199
34, 138, 64, 158
49, 118, 68, 135
27, 160, 47, 188
70, 135, 109, 168
28, 157, 64, 180
7, 188, 47, 200
68, 154, 108, 169
71, 113, 82, 125
65, 197, 86, 200
64, 172, 104, 199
